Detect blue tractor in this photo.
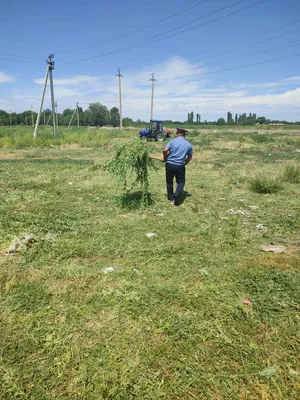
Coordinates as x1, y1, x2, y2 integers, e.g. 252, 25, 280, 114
139, 120, 166, 141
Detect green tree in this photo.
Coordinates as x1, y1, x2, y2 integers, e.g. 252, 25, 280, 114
235, 113, 238, 125
190, 111, 194, 124
217, 118, 226, 126
123, 117, 134, 127
227, 112, 234, 125
110, 107, 120, 127
86, 102, 109, 126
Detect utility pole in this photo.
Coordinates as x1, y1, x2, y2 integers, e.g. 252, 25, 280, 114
68, 105, 77, 128
31, 105, 34, 126
55, 102, 58, 127
76, 102, 79, 127
48, 55, 56, 137
44, 110, 46, 127
115, 68, 123, 130
34, 55, 56, 137
149, 73, 157, 121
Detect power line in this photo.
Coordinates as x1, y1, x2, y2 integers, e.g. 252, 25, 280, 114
131, 25, 300, 79
121, 0, 270, 54
195, 39, 300, 70
65, 0, 268, 64
0, 52, 41, 60
57, 0, 208, 55
163, 52, 300, 81
0, 57, 37, 64
120, 19, 300, 73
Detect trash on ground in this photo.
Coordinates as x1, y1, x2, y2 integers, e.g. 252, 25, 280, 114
146, 232, 157, 238
227, 209, 251, 218
155, 212, 164, 217
259, 365, 278, 379
199, 268, 210, 276
249, 206, 259, 210
256, 224, 267, 232
133, 268, 142, 275
243, 299, 252, 305
6, 234, 37, 255
261, 245, 286, 254
68, 182, 73, 185
101, 266, 118, 274
214, 162, 225, 167
45, 233, 58, 239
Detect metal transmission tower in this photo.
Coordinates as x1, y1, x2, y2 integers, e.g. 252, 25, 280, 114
34, 54, 56, 138
115, 68, 123, 130
149, 73, 157, 120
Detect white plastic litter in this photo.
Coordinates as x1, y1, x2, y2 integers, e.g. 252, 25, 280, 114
146, 232, 157, 238
101, 266, 118, 274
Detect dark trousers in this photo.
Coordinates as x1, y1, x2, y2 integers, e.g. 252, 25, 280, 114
166, 163, 186, 199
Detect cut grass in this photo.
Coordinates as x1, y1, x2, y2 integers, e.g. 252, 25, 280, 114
0, 127, 299, 398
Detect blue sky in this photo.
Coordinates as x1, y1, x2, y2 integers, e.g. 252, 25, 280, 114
1, 0, 300, 121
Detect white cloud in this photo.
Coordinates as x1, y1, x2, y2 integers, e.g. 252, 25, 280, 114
0, 71, 14, 84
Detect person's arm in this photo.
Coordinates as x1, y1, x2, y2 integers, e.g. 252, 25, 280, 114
163, 147, 169, 162
185, 155, 192, 165
185, 145, 193, 165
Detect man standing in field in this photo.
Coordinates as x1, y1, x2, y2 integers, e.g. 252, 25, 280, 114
163, 128, 193, 206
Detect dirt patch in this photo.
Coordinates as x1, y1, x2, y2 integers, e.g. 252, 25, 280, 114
0, 152, 24, 160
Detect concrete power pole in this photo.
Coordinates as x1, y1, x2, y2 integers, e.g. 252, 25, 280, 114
31, 105, 34, 126
116, 68, 123, 130
34, 54, 56, 138
149, 73, 157, 121
76, 102, 79, 127
48, 55, 56, 137
55, 102, 58, 127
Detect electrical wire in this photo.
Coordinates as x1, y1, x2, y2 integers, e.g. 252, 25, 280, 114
164, 52, 300, 81
130, 25, 300, 79
120, 19, 300, 73
56, 0, 208, 54
64, 0, 268, 63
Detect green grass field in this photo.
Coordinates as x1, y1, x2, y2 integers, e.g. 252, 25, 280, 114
0, 127, 299, 399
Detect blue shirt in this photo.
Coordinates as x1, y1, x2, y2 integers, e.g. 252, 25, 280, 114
165, 136, 193, 166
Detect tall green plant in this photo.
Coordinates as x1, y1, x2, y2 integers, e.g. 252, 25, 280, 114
105, 139, 156, 208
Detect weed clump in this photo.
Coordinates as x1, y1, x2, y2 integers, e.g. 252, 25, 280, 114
249, 174, 283, 194
105, 139, 156, 208
283, 163, 300, 183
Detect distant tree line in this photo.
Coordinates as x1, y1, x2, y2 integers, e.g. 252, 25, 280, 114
186, 110, 299, 126
0, 103, 121, 128
0, 105, 299, 127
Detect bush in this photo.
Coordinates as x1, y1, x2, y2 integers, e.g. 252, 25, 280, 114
249, 174, 283, 194
283, 163, 300, 183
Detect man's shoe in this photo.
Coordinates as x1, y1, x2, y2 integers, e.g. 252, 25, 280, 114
168, 195, 174, 201
174, 196, 180, 206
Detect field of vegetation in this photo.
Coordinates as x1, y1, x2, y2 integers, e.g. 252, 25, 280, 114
0, 126, 299, 399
